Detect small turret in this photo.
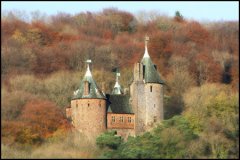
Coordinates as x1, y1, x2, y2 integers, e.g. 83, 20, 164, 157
70, 59, 107, 140
112, 69, 123, 95
72, 59, 105, 100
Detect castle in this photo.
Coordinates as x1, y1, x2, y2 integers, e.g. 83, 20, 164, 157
66, 37, 164, 140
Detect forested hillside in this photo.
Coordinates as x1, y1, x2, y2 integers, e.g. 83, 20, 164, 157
1, 8, 239, 158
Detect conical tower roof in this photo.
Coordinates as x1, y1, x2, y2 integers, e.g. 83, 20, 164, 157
72, 60, 105, 100
141, 36, 164, 84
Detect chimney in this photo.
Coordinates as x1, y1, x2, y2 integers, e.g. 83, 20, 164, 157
134, 62, 143, 81
84, 81, 90, 95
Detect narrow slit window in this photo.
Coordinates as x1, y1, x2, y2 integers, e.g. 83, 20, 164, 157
150, 86, 152, 92
143, 65, 145, 79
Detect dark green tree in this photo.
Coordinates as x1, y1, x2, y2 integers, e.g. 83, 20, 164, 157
96, 130, 122, 150
174, 11, 184, 22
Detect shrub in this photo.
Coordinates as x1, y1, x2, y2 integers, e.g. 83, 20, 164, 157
96, 130, 122, 150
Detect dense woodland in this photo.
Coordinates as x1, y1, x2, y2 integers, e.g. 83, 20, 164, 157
1, 8, 239, 158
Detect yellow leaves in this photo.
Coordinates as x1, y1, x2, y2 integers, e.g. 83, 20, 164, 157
26, 28, 45, 45
12, 29, 27, 43
183, 83, 238, 134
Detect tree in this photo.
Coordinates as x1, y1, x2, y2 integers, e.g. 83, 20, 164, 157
174, 11, 184, 22
16, 100, 71, 144
96, 130, 122, 150
101, 116, 197, 159
165, 56, 195, 118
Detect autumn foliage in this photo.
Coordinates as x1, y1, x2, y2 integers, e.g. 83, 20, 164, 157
1, 8, 239, 158
2, 100, 71, 145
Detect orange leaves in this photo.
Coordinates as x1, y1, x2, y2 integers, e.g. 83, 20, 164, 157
32, 45, 70, 74
17, 100, 71, 143
191, 51, 223, 85
20, 100, 66, 126
1, 9, 238, 88
103, 30, 113, 40
173, 21, 209, 49
2, 98, 72, 145
185, 21, 209, 46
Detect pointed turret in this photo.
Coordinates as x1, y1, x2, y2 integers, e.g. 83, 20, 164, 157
112, 69, 123, 95
141, 36, 164, 84
72, 59, 105, 99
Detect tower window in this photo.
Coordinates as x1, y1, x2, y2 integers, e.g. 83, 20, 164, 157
143, 65, 145, 79
88, 103, 90, 107
99, 100, 101, 107
150, 85, 152, 92
76, 101, 78, 108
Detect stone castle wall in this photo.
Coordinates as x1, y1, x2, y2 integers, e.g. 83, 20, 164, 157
130, 62, 147, 135
144, 83, 164, 130
71, 98, 106, 140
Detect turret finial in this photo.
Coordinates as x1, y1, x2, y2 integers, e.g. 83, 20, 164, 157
112, 69, 122, 95
144, 36, 150, 58
85, 59, 92, 77
116, 72, 120, 82
145, 36, 149, 47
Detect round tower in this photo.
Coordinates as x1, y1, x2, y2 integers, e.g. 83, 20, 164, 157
130, 36, 164, 134
141, 36, 164, 129
70, 60, 106, 140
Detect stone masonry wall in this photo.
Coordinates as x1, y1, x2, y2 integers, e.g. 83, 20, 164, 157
130, 62, 147, 135
71, 98, 106, 140
145, 83, 164, 130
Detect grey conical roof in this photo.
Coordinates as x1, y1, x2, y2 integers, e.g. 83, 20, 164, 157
72, 63, 106, 100
141, 44, 164, 84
